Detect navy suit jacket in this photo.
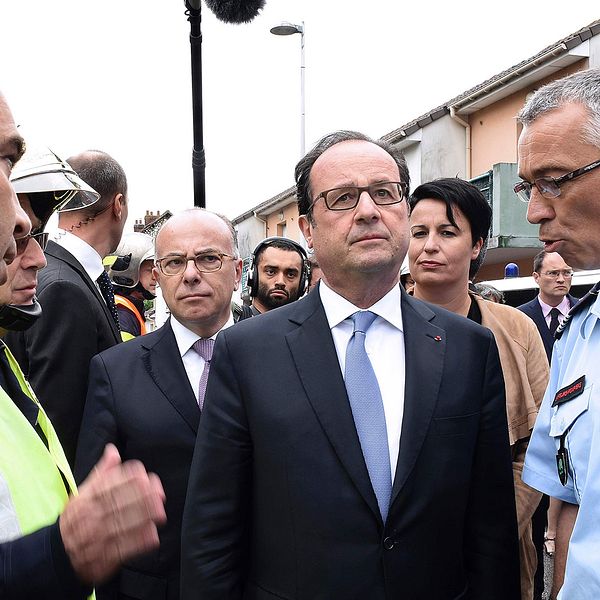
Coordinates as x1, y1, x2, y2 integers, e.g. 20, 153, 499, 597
517, 294, 578, 362
5, 240, 121, 466
181, 287, 520, 600
75, 320, 199, 600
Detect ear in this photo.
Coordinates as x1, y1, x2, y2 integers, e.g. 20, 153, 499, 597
152, 265, 161, 284
233, 258, 243, 291
298, 215, 314, 250
471, 237, 483, 260
112, 193, 125, 220
532, 271, 540, 285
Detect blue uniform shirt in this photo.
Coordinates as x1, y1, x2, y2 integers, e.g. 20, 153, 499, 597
523, 288, 600, 599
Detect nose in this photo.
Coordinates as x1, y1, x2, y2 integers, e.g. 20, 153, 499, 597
21, 237, 47, 271
353, 190, 381, 222
423, 233, 439, 253
182, 258, 202, 283
526, 188, 554, 225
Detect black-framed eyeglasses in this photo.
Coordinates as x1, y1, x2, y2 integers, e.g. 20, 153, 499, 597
155, 252, 234, 276
514, 158, 600, 203
310, 181, 407, 211
14, 231, 49, 255
540, 269, 574, 279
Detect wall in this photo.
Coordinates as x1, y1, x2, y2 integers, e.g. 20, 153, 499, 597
264, 201, 304, 246
420, 116, 466, 181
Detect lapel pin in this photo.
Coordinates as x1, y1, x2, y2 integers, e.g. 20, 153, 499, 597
434, 336, 442, 342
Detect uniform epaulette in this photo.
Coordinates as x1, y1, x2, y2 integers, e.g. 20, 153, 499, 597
555, 281, 600, 340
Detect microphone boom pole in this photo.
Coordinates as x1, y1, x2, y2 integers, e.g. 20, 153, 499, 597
185, 0, 206, 208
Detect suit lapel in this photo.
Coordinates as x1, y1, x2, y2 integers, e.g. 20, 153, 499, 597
391, 293, 445, 506
46, 241, 121, 342
286, 292, 381, 522
141, 320, 200, 433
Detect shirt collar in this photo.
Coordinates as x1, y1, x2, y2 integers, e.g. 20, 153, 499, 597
319, 280, 403, 332
538, 294, 571, 318
53, 230, 104, 282
170, 314, 234, 358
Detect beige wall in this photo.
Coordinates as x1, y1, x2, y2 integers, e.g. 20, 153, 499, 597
469, 59, 588, 178
264, 202, 303, 243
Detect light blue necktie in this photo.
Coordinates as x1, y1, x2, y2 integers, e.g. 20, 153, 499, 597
345, 310, 392, 521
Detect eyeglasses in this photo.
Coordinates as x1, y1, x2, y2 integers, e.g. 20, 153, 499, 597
514, 158, 600, 203
14, 231, 49, 255
155, 252, 234, 276
539, 269, 574, 279
310, 181, 407, 211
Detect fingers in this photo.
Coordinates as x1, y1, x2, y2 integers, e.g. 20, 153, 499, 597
59, 453, 166, 585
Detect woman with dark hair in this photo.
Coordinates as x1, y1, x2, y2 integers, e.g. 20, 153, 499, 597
408, 178, 548, 600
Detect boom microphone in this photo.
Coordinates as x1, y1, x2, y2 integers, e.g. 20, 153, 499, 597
204, 0, 266, 24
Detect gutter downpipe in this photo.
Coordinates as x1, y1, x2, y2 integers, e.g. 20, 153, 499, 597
253, 211, 269, 238
449, 106, 471, 180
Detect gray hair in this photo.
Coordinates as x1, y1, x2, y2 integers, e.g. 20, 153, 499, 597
518, 68, 600, 147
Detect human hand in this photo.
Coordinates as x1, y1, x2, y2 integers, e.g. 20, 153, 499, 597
59, 443, 166, 584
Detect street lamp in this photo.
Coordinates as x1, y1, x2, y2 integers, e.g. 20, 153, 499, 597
270, 21, 305, 157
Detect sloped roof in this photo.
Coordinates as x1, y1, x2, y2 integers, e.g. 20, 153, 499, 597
235, 19, 600, 222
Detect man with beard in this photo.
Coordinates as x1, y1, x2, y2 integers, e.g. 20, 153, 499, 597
247, 237, 308, 314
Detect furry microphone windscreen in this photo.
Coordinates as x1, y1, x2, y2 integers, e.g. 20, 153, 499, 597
204, 0, 266, 23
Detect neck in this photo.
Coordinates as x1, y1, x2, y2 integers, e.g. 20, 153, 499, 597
324, 272, 400, 309
251, 298, 267, 314
412, 282, 472, 317
180, 309, 229, 339
59, 217, 114, 259
539, 292, 565, 307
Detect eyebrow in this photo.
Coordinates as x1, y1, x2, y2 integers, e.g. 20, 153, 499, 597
0, 134, 26, 171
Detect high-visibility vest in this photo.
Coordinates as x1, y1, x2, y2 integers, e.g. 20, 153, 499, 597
115, 295, 146, 340
0, 342, 77, 543
0, 343, 96, 598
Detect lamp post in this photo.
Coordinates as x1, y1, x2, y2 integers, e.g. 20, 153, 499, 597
270, 21, 305, 157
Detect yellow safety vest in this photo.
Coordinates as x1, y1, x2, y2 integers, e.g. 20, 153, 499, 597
0, 342, 94, 598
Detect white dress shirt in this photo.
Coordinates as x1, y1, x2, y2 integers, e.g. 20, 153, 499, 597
319, 281, 406, 480
538, 295, 571, 328
53, 230, 105, 284
171, 315, 234, 402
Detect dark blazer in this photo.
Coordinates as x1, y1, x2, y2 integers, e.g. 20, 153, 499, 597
75, 320, 199, 600
4, 240, 121, 466
181, 288, 520, 600
517, 294, 577, 362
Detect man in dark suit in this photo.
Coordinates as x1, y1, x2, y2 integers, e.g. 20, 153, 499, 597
518, 250, 577, 362
76, 209, 242, 599
181, 131, 520, 599
5, 150, 127, 466
517, 250, 577, 600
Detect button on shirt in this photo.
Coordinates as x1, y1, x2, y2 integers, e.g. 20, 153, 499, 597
523, 291, 600, 599
319, 281, 405, 479
538, 295, 570, 328
171, 315, 234, 403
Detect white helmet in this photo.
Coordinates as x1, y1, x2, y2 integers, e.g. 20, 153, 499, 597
10, 146, 99, 213
108, 232, 155, 288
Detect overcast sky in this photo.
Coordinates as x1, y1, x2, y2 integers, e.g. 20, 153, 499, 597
1, 2, 598, 227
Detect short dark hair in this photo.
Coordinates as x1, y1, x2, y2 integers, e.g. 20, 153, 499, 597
295, 130, 410, 220
409, 178, 492, 279
532, 250, 548, 273
67, 150, 128, 217
255, 238, 304, 266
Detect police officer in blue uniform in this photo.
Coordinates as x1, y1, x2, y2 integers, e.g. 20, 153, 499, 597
517, 67, 600, 599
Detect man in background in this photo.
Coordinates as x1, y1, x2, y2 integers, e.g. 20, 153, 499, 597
6, 149, 127, 465
247, 236, 308, 314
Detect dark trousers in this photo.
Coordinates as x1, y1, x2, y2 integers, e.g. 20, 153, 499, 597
532, 494, 549, 600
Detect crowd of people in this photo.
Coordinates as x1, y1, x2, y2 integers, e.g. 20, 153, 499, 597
0, 66, 599, 600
